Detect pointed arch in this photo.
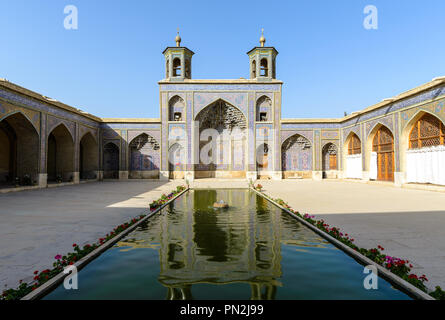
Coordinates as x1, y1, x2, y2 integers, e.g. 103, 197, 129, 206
0, 112, 39, 185
366, 124, 394, 181
80, 132, 98, 180
401, 111, 445, 185
129, 133, 160, 178
322, 143, 338, 178
169, 95, 185, 121
367, 121, 394, 142
343, 132, 363, 179
79, 128, 98, 143
0, 110, 39, 135
345, 132, 362, 155
47, 123, 75, 182
281, 133, 312, 178
195, 97, 247, 121
48, 120, 75, 143
256, 95, 272, 122
194, 99, 247, 178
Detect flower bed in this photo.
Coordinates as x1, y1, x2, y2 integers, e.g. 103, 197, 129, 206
253, 185, 445, 300
1, 185, 187, 301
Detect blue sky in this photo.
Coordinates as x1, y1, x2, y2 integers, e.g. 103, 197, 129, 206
1, 0, 444, 119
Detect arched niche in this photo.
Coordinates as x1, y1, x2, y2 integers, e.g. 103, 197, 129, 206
80, 132, 98, 180
322, 142, 338, 179
366, 124, 394, 182
47, 123, 74, 182
281, 134, 312, 179
169, 95, 185, 121
129, 133, 160, 179
343, 132, 362, 179
194, 99, 247, 178
401, 111, 445, 185
256, 96, 272, 122
0, 112, 39, 186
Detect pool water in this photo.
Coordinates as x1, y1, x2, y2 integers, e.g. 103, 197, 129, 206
44, 189, 410, 300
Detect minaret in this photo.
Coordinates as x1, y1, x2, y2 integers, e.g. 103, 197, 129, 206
247, 29, 278, 80
163, 30, 194, 80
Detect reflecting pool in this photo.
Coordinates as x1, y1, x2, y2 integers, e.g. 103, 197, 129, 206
44, 189, 410, 300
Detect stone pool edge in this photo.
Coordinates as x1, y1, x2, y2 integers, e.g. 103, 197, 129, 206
251, 187, 434, 301
21, 187, 190, 301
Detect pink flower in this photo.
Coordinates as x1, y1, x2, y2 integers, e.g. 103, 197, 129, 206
54, 254, 62, 260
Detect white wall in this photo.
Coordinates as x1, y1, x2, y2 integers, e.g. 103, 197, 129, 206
406, 145, 445, 185
345, 154, 362, 179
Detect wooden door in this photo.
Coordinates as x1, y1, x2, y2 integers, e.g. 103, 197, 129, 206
372, 127, 394, 181
329, 154, 337, 170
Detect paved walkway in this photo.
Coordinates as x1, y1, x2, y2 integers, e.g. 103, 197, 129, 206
0, 180, 183, 290
260, 180, 445, 290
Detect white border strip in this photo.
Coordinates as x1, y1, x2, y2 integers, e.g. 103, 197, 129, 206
251, 188, 434, 300
21, 187, 189, 300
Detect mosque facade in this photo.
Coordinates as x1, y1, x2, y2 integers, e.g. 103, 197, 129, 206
1, 32, 445, 190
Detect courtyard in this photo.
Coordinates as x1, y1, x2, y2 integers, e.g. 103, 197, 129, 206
0, 180, 183, 290
1, 180, 445, 292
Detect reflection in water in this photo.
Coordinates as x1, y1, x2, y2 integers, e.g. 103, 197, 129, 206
46, 189, 410, 300
115, 190, 318, 300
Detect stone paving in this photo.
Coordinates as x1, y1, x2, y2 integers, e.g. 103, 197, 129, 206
260, 180, 445, 290
0, 180, 183, 290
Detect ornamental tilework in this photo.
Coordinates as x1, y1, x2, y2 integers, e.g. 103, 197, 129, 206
342, 85, 445, 128
102, 129, 121, 139
79, 125, 98, 141
0, 100, 40, 132
321, 130, 339, 140
127, 130, 160, 144
40, 115, 47, 172
161, 93, 168, 171
186, 94, 193, 170
128, 133, 160, 172
342, 125, 361, 143
47, 115, 75, 141
314, 130, 321, 171
101, 123, 160, 129
281, 134, 312, 171
193, 92, 247, 118
400, 98, 445, 130
365, 114, 394, 139
274, 92, 280, 171
161, 84, 281, 92
169, 123, 187, 141
281, 130, 314, 145
255, 123, 273, 143
121, 130, 127, 170
255, 92, 273, 101
0, 89, 99, 128
394, 114, 400, 172
248, 93, 255, 171
168, 92, 186, 102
